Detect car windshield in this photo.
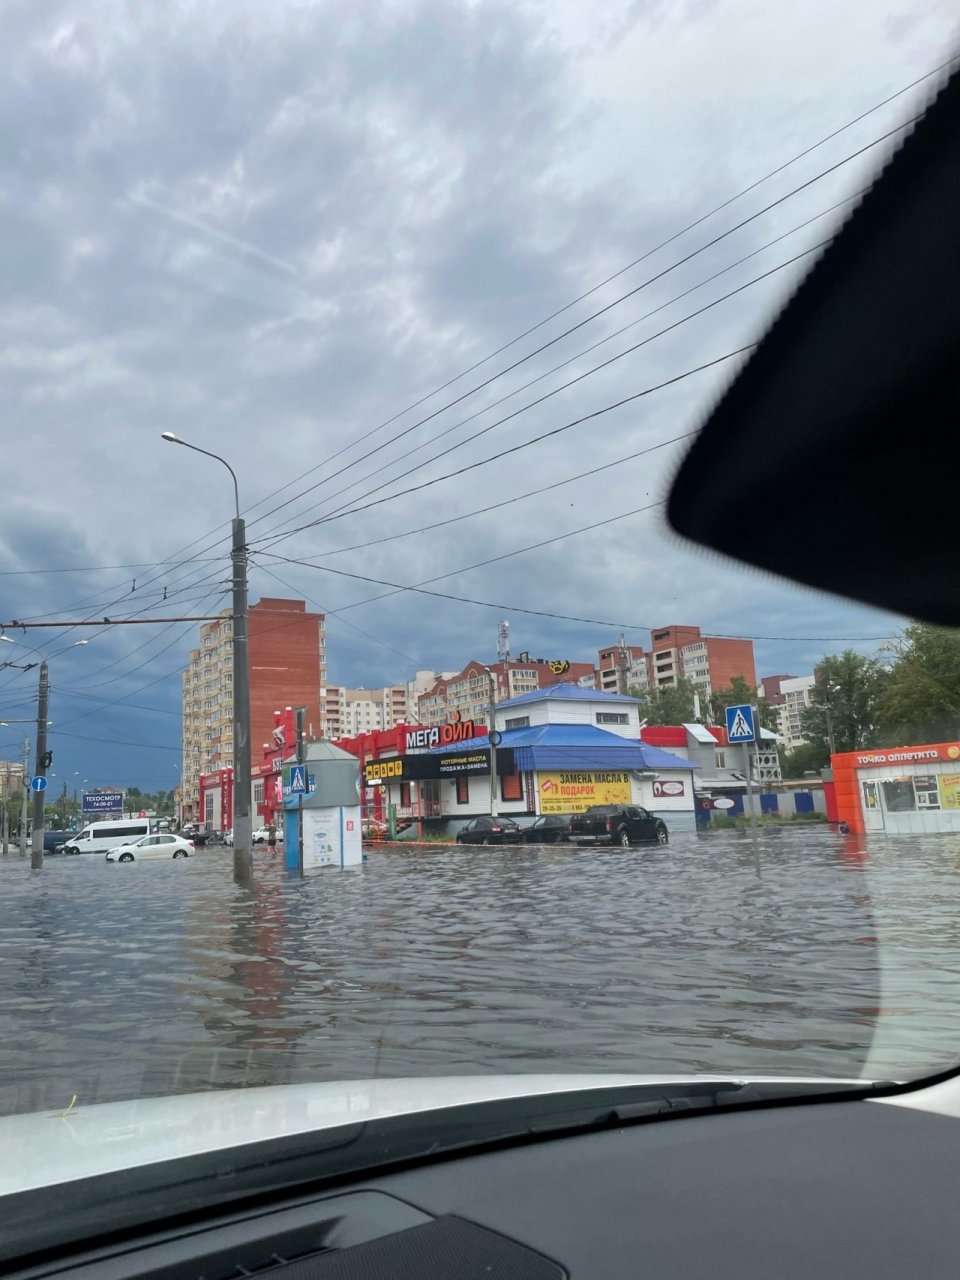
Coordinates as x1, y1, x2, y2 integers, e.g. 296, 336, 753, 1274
1, 0, 959, 1193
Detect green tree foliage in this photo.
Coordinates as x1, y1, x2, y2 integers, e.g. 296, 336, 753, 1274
629, 677, 700, 726
780, 741, 830, 777
708, 674, 779, 730
875, 623, 960, 744
800, 650, 885, 755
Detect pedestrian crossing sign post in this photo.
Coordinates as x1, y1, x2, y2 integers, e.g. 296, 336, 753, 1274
725, 704, 757, 744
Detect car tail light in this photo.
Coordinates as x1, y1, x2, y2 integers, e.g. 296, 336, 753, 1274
491, 826, 502, 833
606, 817, 614, 832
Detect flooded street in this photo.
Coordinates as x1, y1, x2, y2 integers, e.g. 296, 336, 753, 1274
2, 827, 960, 1116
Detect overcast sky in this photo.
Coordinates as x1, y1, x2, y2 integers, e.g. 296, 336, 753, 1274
0, 0, 956, 790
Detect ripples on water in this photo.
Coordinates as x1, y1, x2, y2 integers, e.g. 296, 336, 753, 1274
2, 827, 960, 1115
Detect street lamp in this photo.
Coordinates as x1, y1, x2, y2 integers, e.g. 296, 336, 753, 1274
824, 682, 841, 758
162, 432, 251, 878
2, 635, 86, 866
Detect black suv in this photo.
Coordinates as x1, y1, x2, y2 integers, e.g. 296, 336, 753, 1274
569, 805, 669, 847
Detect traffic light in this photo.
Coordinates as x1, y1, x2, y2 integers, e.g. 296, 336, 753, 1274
40, 751, 53, 770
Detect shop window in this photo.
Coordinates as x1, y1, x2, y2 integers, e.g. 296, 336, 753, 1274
882, 780, 916, 813
500, 773, 523, 802
455, 776, 470, 805
915, 776, 941, 809
596, 712, 629, 725
505, 715, 530, 729
400, 781, 411, 808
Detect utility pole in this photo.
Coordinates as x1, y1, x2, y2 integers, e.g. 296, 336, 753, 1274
2, 760, 9, 852
31, 660, 49, 870
161, 432, 251, 881
232, 514, 253, 881
485, 667, 499, 819
19, 738, 29, 858
296, 705, 306, 874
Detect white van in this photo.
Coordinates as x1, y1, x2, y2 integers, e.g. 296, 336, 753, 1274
63, 819, 153, 856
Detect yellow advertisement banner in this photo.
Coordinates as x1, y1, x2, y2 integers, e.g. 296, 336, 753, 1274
937, 774, 960, 810
538, 771, 632, 814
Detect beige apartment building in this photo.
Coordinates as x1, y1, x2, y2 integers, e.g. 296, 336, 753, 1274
324, 670, 453, 739
181, 598, 326, 824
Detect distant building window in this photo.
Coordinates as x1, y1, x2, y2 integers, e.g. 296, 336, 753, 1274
500, 773, 523, 802
456, 776, 469, 805
596, 712, 629, 725
505, 715, 530, 729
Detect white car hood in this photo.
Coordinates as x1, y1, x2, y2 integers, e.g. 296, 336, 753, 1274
0, 1073, 860, 1198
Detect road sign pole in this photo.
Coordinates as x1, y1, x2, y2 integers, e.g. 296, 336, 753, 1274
30, 660, 49, 870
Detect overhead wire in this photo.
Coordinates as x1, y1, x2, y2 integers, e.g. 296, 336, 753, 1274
243, 114, 916, 546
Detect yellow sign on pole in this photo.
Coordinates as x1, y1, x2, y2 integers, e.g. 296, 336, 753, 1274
537, 771, 632, 814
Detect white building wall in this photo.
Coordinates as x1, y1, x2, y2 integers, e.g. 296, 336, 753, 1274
495, 698, 642, 739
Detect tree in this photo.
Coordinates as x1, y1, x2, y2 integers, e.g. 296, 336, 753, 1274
709, 674, 779, 730
800, 650, 885, 756
876, 623, 960, 744
630, 677, 700, 726
780, 741, 830, 778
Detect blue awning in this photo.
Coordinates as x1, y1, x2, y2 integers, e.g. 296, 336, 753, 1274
432, 723, 696, 774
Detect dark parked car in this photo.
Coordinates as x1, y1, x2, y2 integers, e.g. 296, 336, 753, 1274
455, 816, 522, 845
520, 815, 574, 844
43, 830, 75, 855
569, 805, 669, 847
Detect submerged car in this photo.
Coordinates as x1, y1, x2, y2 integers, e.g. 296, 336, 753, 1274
105, 834, 194, 862
455, 816, 522, 845
520, 814, 575, 843
570, 805, 669, 847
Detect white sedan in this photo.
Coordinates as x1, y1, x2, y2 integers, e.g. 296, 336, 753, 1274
105, 834, 195, 863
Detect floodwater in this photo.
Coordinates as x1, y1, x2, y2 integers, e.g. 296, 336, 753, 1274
2, 827, 960, 1116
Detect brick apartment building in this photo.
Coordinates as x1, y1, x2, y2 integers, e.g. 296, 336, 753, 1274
596, 626, 757, 702
418, 654, 596, 728
181, 597, 326, 823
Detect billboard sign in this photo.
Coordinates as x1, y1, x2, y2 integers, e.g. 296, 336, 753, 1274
82, 791, 124, 814
538, 771, 632, 815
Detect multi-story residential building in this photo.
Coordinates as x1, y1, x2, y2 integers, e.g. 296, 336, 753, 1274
776, 675, 817, 750
418, 655, 595, 728
181, 597, 326, 824
596, 641, 649, 693
759, 674, 796, 705
0, 759, 25, 800
648, 625, 757, 701
324, 670, 455, 740
595, 627, 757, 703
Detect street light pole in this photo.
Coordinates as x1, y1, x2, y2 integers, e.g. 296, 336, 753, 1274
162, 433, 252, 880
31, 660, 49, 870
20, 737, 29, 858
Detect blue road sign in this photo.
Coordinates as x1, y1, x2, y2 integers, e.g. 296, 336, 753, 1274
725, 703, 757, 744
289, 764, 307, 794
30, 775, 48, 793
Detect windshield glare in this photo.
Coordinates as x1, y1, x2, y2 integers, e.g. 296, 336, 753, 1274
0, 0, 958, 1173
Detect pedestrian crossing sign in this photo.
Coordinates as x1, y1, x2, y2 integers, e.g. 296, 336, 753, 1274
725, 703, 757, 743
289, 764, 307, 794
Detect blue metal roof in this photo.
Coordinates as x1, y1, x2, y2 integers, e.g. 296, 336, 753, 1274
495, 683, 640, 709
434, 722, 696, 773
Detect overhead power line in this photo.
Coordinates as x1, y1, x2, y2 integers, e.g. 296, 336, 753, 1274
231, 63, 951, 542
254, 348, 752, 540
245, 115, 915, 545
262, 551, 899, 644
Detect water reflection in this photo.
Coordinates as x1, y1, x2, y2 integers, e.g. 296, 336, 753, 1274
0, 829, 957, 1115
